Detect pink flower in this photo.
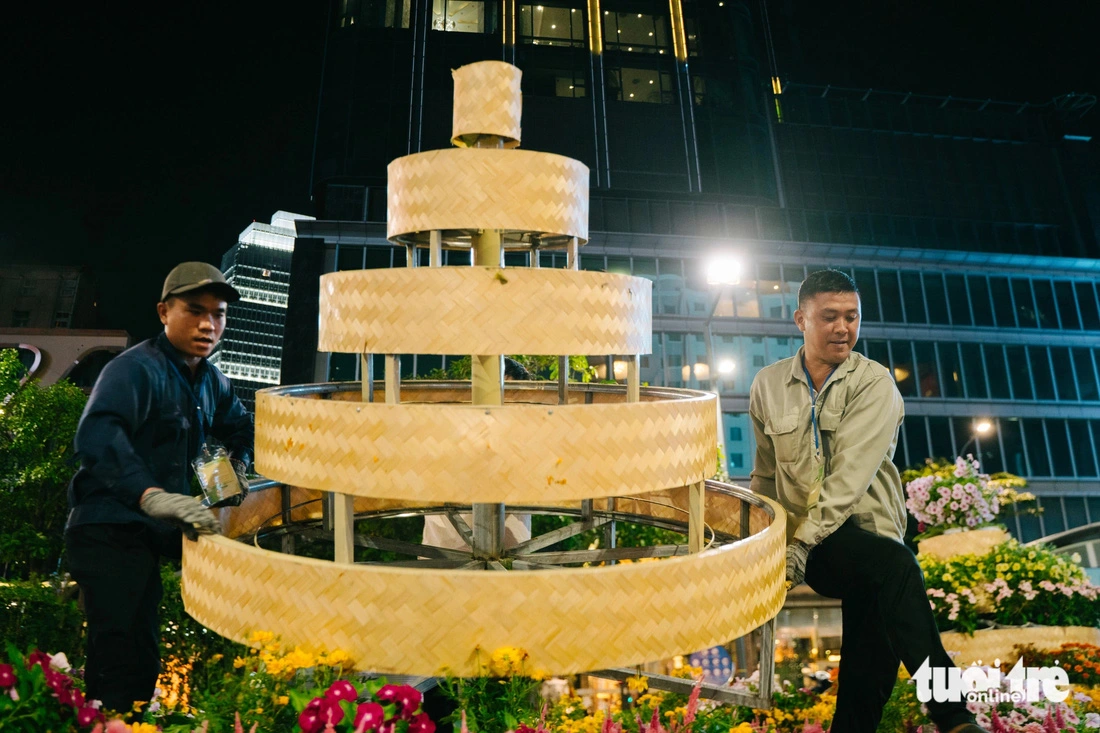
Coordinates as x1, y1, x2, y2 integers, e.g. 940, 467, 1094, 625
105, 720, 130, 733
409, 712, 436, 733
354, 702, 385, 731
300, 696, 345, 733
376, 684, 422, 714
25, 650, 51, 672
326, 680, 358, 703
0, 664, 15, 688
77, 706, 104, 727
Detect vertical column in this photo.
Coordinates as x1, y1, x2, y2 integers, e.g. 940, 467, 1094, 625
430, 230, 443, 267
668, 0, 701, 192
471, 230, 505, 559
688, 481, 705, 553
586, 0, 610, 188
501, 0, 517, 64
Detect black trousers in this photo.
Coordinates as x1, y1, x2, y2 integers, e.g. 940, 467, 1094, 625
66, 523, 163, 716
804, 519, 973, 733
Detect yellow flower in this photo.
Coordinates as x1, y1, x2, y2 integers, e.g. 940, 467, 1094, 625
132, 724, 159, 733
233, 657, 247, 669
277, 695, 290, 706
488, 646, 528, 677
731, 724, 755, 733
249, 630, 275, 644
209, 654, 223, 664
625, 675, 649, 695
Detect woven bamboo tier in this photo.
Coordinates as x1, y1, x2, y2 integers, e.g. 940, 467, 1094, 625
916, 527, 1011, 561
387, 148, 588, 248
255, 383, 716, 503
318, 268, 650, 355
183, 485, 786, 677
940, 625, 1100, 666
451, 61, 522, 148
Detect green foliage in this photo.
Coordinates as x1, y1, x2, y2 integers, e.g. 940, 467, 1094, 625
528, 515, 686, 555
438, 674, 540, 733
919, 539, 1100, 633
0, 349, 88, 578
421, 355, 597, 383
0, 579, 84, 660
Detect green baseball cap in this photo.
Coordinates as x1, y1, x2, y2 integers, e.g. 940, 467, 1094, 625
160, 262, 241, 303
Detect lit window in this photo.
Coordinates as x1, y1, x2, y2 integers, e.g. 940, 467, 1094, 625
603, 11, 669, 53
606, 67, 673, 104
518, 4, 585, 46
432, 0, 486, 33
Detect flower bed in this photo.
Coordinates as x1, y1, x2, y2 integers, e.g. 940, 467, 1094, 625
920, 539, 1100, 634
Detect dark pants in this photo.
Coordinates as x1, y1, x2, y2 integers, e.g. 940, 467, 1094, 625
804, 519, 973, 733
66, 523, 163, 715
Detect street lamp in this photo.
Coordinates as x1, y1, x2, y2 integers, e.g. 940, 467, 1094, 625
960, 419, 993, 466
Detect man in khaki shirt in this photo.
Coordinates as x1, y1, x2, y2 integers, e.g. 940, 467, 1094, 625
750, 270, 980, 733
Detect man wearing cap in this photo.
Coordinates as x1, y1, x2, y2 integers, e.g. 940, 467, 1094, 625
65, 262, 254, 715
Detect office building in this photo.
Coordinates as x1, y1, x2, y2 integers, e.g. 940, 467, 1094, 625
283, 0, 1100, 543
213, 211, 314, 410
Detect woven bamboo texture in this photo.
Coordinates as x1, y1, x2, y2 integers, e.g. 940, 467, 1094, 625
917, 527, 1010, 561
181, 494, 786, 676
215, 486, 439, 541
254, 388, 717, 503
451, 62, 522, 148
317, 269, 651, 355
387, 149, 588, 246
940, 626, 1100, 666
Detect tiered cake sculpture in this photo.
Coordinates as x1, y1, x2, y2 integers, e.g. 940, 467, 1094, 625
181, 61, 786, 677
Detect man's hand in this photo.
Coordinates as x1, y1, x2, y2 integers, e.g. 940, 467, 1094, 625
786, 541, 811, 588
140, 489, 221, 540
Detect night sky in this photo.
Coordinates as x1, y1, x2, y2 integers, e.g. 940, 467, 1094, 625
2, 2, 1096, 343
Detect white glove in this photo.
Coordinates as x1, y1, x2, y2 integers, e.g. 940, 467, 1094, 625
140, 490, 221, 540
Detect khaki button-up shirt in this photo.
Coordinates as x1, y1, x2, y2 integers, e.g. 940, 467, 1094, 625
749, 346, 907, 547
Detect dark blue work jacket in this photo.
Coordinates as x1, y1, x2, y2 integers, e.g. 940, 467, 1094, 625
66, 333, 254, 545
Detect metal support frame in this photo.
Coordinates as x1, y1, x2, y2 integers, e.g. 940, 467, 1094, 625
591, 618, 776, 708
471, 229, 505, 559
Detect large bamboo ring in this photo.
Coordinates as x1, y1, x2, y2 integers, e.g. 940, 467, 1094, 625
387, 149, 588, 248
255, 383, 717, 503
182, 484, 786, 677
318, 269, 651, 355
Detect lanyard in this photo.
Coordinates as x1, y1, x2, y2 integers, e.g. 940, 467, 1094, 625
802, 361, 837, 452
166, 359, 206, 450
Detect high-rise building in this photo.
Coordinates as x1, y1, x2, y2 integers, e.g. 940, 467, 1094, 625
284, 0, 1100, 544
0, 263, 99, 329
213, 211, 314, 410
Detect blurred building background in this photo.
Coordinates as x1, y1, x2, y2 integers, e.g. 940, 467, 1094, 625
277, 0, 1100, 672
213, 211, 314, 410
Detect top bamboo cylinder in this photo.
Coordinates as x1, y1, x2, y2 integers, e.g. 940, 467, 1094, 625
451, 61, 522, 149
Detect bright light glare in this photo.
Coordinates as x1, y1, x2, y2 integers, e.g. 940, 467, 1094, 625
705, 256, 741, 285
717, 359, 735, 375
693, 363, 710, 380
974, 419, 993, 434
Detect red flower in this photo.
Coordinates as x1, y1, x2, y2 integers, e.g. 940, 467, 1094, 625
376, 684, 422, 715
0, 664, 15, 688
25, 650, 51, 672
354, 702, 385, 731
45, 670, 73, 695
326, 680, 358, 703
300, 696, 345, 733
409, 712, 436, 733
76, 706, 104, 727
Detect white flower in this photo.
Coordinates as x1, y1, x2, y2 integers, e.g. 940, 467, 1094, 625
1084, 711, 1100, 729
8, 688, 18, 702
49, 652, 71, 672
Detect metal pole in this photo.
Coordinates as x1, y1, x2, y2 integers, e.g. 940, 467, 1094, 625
471, 229, 505, 559
430, 230, 443, 267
